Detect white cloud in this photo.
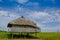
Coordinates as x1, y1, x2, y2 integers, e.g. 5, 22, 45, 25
54, 10, 60, 21
16, 0, 28, 4
28, 12, 49, 19
0, 11, 8, 17
37, 23, 60, 32
41, 26, 59, 32
0, 10, 20, 31
0, 10, 20, 18
27, 8, 60, 23
15, 6, 33, 15
15, 7, 60, 24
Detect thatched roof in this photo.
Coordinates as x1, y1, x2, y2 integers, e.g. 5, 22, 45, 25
7, 16, 40, 29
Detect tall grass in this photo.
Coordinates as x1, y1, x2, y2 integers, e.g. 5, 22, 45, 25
0, 31, 60, 40
32, 32, 60, 40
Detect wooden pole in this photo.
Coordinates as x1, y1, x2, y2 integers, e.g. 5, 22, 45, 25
35, 29, 37, 37
12, 33, 13, 39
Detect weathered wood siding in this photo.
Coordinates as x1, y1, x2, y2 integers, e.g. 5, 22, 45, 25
8, 26, 40, 32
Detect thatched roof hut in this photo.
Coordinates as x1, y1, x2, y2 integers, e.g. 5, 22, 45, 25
7, 16, 40, 33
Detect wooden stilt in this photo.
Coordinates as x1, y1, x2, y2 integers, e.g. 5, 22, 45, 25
12, 33, 13, 39
23, 33, 25, 39
35, 29, 37, 37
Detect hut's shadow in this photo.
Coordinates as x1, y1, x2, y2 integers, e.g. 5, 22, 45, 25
8, 34, 39, 39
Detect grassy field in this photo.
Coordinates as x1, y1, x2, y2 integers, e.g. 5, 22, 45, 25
0, 31, 60, 40
33, 32, 60, 40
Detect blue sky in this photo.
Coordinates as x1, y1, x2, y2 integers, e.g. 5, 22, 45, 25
0, 0, 60, 32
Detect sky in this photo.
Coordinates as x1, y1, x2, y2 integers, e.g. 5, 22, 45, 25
0, 0, 60, 32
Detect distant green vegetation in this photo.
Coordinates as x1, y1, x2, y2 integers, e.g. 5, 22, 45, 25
0, 31, 60, 40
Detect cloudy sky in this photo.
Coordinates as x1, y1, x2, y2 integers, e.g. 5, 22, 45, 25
0, 0, 60, 32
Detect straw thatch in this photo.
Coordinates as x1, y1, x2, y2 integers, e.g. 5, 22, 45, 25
7, 16, 40, 29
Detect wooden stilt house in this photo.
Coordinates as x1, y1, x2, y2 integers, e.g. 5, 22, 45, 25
7, 16, 40, 34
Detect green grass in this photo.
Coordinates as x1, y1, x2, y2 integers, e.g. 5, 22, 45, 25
0, 31, 60, 40
0, 32, 8, 38
32, 32, 60, 40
